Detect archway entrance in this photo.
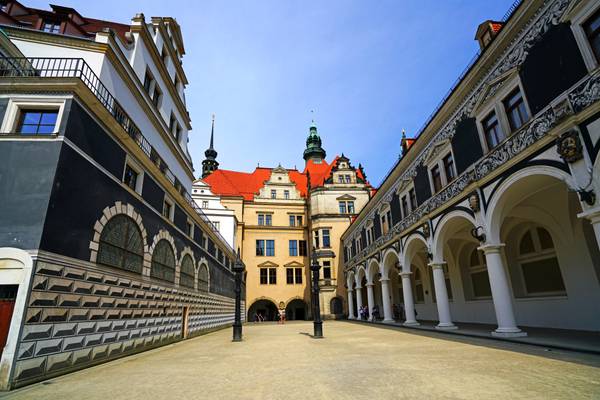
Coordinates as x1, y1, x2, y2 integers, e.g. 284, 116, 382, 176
285, 299, 308, 320
330, 297, 343, 316
248, 299, 278, 322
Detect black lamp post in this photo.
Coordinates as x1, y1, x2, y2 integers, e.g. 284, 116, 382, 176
232, 248, 245, 342
310, 247, 323, 338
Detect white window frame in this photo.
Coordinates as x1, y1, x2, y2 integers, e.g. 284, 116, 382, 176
365, 222, 374, 246
426, 143, 455, 195
570, 1, 600, 72
122, 155, 145, 195
475, 75, 532, 154
163, 196, 175, 222
1, 97, 67, 135
186, 218, 194, 237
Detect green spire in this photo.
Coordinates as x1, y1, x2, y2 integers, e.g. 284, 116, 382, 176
303, 117, 326, 163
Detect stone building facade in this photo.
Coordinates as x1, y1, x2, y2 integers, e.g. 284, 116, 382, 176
203, 123, 373, 321
342, 0, 600, 335
0, 1, 241, 389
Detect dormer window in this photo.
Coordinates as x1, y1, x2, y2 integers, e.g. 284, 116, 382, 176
42, 21, 61, 33
271, 190, 277, 199
344, 174, 351, 183
338, 175, 344, 183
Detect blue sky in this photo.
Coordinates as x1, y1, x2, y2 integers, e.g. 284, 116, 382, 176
28, 0, 516, 186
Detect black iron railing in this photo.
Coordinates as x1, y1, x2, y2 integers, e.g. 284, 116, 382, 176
0, 56, 236, 255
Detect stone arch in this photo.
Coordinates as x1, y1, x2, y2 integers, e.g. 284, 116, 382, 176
347, 270, 356, 289
284, 296, 309, 320
148, 229, 177, 282
89, 201, 148, 265
197, 257, 210, 292
381, 247, 400, 278
178, 246, 196, 289
402, 233, 428, 273
355, 265, 367, 287
366, 258, 380, 284
247, 297, 279, 321
432, 210, 477, 263
485, 165, 574, 244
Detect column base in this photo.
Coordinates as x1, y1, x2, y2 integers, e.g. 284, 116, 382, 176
382, 319, 395, 324
435, 323, 458, 330
348, 316, 355, 320
492, 328, 527, 338
403, 320, 420, 326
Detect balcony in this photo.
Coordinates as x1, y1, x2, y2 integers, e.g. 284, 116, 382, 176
0, 57, 235, 255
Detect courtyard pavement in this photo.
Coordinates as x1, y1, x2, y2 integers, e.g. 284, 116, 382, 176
2, 321, 600, 400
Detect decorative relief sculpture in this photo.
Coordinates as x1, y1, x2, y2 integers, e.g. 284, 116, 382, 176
556, 130, 583, 163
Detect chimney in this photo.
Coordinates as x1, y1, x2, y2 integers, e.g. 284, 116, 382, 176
475, 20, 504, 50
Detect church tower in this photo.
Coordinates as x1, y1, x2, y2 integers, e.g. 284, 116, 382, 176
303, 120, 326, 164
202, 115, 219, 178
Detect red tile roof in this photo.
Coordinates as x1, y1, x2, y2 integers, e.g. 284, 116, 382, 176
204, 156, 369, 201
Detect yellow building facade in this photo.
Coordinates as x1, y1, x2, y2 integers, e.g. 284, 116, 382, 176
204, 124, 372, 319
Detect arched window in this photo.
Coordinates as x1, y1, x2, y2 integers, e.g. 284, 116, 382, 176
97, 215, 144, 274
151, 240, 176, 283
198, 263, 209, 292
517, 227, 565, 295
180, 255, 195, 289
413, 266, 424, 303
469, 248, 492, 298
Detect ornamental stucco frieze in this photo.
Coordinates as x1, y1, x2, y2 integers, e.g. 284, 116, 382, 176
349, 0, 575, 243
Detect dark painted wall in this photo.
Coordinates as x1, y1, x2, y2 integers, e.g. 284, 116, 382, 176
413, 165, 432, 205
452, 118, 483, 174
390, 193, 401, 224
520, 23, 587, 116
373, 212, 382, 238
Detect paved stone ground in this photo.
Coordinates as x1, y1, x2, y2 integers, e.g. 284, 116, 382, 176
2, 321, 600, 400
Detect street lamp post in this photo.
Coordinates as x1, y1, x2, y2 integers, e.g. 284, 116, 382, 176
310, 247, 323, 338
232, 249, 245, 342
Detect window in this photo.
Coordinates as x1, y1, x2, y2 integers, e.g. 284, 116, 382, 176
299, 240, 307, 256
322, 261, 331, 280
584, 8, 600, 62
180, 255, 195, 289
517, 227, 566, 296
286, 268, 294, 284
355, 237, 362, 253
16, 109, 58, 135
266, 240, 275, 256
200, 234, 207, 249
259, 268, 277, 285
186, 221, 193, 237
284, 190, 290, 199
344, 175, 351, 183
413, 267, 424, 303
482, 111, 505, 150
409, 188, 417, 210
339, 200, 355, 214
366, 226, 373, 246
42, 21, 60, 33
469, 248, 491, 299
151, 240, 176, 282
503, 88, 530, 132
218, 249, 224, 264
260, 268, 268, 284
169, 113, 181, 141
198, 264, 209, 292
431, 164, 442, 193
163, 199, 173, 220
338, 175, 344, 183
289, 215, 296, 227
212, 221, 220, 231
295, 267, 303, 284
258, 214, 272, 226
97, 215, 144, 274
314, 230, 320, 248
442, 152, 456, 182
401, 196, 409, 218
202, 200, 209, 209
123, 164, 139, 192
271, 190, 277, 199
289, 240, 298, 256
152, 85, 162, 108
161, 45, 169, 64
143, 69, 153, 94
256, 240, 265, 256
322, 229, 331, 248
381, 210, 392, 235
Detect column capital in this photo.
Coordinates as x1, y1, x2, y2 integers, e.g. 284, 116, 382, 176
366, 282, 375, 287
379, 277, 390, 283
427, 261, 447, 270
578, 207, 600, 223
399, 271, 412, 277
355, 285, 363, 290
478, 243, 506, 254
347, 288, 354, 293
